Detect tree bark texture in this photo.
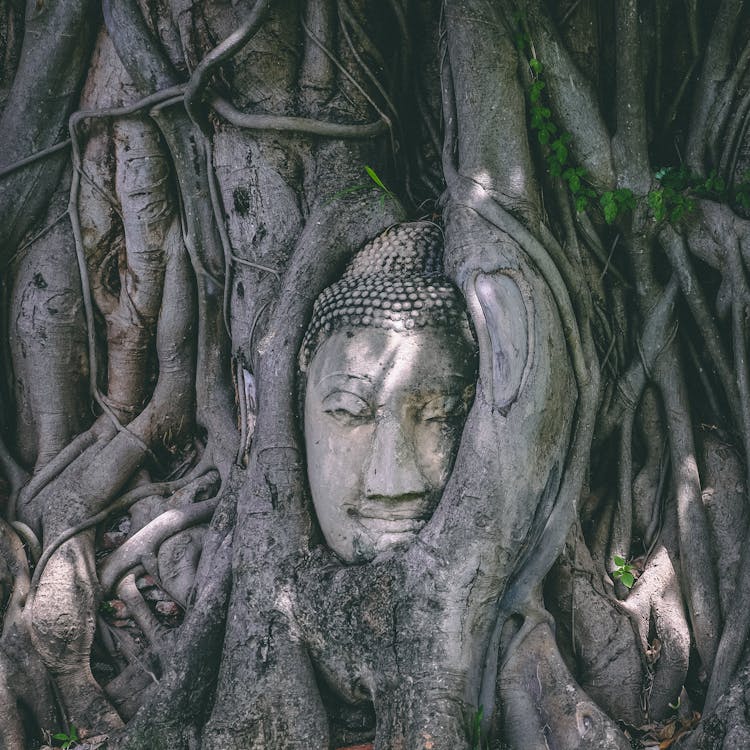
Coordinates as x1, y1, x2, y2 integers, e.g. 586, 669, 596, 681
2, 0, 750, 748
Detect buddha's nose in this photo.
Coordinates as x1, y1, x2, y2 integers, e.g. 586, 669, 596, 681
364, 416, 428, 499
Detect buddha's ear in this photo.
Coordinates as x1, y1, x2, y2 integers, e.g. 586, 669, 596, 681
464, 269, 534, 416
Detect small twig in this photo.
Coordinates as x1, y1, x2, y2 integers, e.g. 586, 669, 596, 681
600, 233, 621, 282
2, 211, 68, 271
80, 165, 123, 219
560, 0, 583, 27
230, 254, 281, 282
9, 521, 41, 563
300, 15, 393, 141
337, 0, 399, 121
203, 136, 234, 337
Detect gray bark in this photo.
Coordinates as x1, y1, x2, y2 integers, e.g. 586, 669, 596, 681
1, 1, 750, 748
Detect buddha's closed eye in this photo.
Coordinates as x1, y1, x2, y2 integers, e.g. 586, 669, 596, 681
419, 394, 467, 422
322, 391, 372, 424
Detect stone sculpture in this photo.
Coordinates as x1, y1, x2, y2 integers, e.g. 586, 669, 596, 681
300, 222, 477, 563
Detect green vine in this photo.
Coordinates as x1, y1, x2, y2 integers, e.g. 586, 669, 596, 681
516, 19, 750, 227
518, 28, 634, 224
519, 51, 604, 216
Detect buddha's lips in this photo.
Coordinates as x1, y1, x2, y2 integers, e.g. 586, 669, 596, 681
354, 497, 433, 526
359, 517, 427, 534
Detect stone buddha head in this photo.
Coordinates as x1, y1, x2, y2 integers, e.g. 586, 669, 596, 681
300, 223, 477, 563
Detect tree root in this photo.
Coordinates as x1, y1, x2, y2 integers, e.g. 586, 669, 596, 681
545, 523, 645, 725
500, 620, 630, 749
99, 496, 219, 594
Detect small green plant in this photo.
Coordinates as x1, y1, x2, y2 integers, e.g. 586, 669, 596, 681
515, 15, 750, 228
326, 164, 396, 208
53, 724, 79, 749
364, 165, 396, 204
649, 166, 750, 222
471, 705, 486, 750
600, 188, 637, 225
517, 20, 632, 223
649, 167, 696, 222
612, 555, 635, 589
736, 180, 750, 211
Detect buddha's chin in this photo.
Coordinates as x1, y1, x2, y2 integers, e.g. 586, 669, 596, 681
349, 518, 427, 562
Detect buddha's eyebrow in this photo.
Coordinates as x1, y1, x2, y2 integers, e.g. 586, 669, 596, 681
316, 371, 373, 387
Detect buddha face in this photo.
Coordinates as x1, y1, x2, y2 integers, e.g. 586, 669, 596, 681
304, 326, 476, 562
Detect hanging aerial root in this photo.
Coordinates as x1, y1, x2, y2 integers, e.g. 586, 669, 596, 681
685, 0, 746, 173
521, 0, 616, 190
656, 351, 721, 676
660, 225, 740, 418
698, 433, 748, 620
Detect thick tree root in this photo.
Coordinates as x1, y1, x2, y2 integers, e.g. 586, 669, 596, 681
500, 620, 631, 749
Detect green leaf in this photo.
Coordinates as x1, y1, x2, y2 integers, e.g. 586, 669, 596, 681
648, 190, 666, 221
551, 139, 568, 164
575, 195, 589, 212
364, 165, 388, 192
529, 80, 545, 103
529, 58, 543, 74
736, 182, 750, 209
615, 188, 636, 211
670, 197, 695, 221
620, 571, 635, 588
538, 129, 550, 145
514, 31, 531, 51
613, 555, 626, 567
708, 175, 726, 193
53, 734, 69, 741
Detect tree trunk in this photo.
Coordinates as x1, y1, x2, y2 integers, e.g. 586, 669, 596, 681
2, 1, 750, 748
